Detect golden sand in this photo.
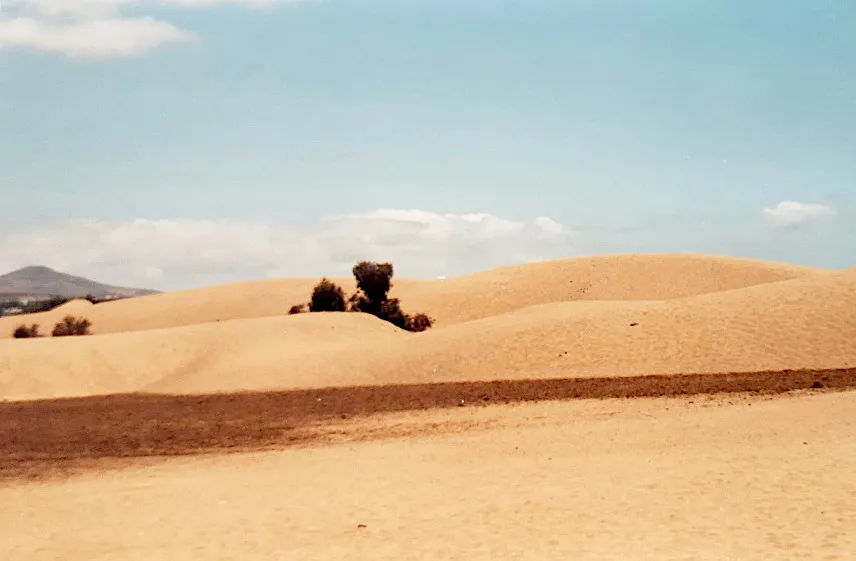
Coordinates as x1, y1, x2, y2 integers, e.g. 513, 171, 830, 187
1, 253, 855, 560
2, 390, 854, 560
1, 255, 852, 400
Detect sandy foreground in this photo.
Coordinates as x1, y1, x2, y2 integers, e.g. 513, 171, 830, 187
2, 389, 855, 561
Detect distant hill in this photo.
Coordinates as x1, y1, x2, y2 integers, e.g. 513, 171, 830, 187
0, 266, 160, 300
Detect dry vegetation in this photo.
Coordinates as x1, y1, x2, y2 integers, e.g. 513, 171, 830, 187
51, 316, 92, 337
11, 315, 91, 339
289, 261, 435, 332
12, 324, 42, 339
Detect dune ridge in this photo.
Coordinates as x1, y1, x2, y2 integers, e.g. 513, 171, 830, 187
0, 255, 852, 402
400, 253, 822, 325
146, 268, 856, 395
0, 253, 820, 338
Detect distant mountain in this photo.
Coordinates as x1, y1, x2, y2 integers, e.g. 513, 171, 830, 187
0, 266, 160, 300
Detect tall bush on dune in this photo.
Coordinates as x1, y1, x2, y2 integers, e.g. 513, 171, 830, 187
349, 261, 394, 315
289, 261, 435, 332
348, 261, 434, 332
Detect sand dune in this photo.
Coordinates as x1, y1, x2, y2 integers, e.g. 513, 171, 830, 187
0, 312, 404, 401
347, 269, 856, 384
1, 257, 852, 401
0, 278, 355, 339
0, 253, 819, 339
401, 253, 822, 325
152, 269, 856, 395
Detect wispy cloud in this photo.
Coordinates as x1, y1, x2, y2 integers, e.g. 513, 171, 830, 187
157, 0, 312, 6
0, 210, 573, 289
0, 16, 193, 60
0, 0, 307, 60
762, 201, 837, 228
5, 0, 133, 18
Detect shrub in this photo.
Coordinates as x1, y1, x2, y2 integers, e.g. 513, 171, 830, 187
351, 262, 394, 308
289, 261, 435, 332
309, 278, 347, 312
13, 324, 42, 339
406, 313, 435, 333
348, 261, 433, 332
377, 298, 409, 329
52, 316, 92, 337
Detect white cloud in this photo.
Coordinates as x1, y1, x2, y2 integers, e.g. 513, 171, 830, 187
0, 17, 193, 60
5, 0, 132, 18
534, 216, 565, 237
158, 0, 312, 6
144, 266, 165, 281
4, 0, 306, 15
0, 210, 573, 290
0, 0, 307, 60
762, 201, 837, 228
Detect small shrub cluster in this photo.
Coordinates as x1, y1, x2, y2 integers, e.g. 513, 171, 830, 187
13, 324, 41, 339
290, 261, 434, 333
11, 316, 92, 339
52, 316, 92, 337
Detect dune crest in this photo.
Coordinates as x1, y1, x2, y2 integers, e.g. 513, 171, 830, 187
402, 253, 823, 325
0, 254, 821, 339
0, 255, 852, 401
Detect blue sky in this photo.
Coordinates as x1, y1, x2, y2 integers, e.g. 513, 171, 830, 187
0, 0, 854, 290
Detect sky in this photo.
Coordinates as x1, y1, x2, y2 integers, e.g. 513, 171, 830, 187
0, 0, 854, 290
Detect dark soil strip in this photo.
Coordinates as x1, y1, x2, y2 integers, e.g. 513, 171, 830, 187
1, 367, 854, 481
